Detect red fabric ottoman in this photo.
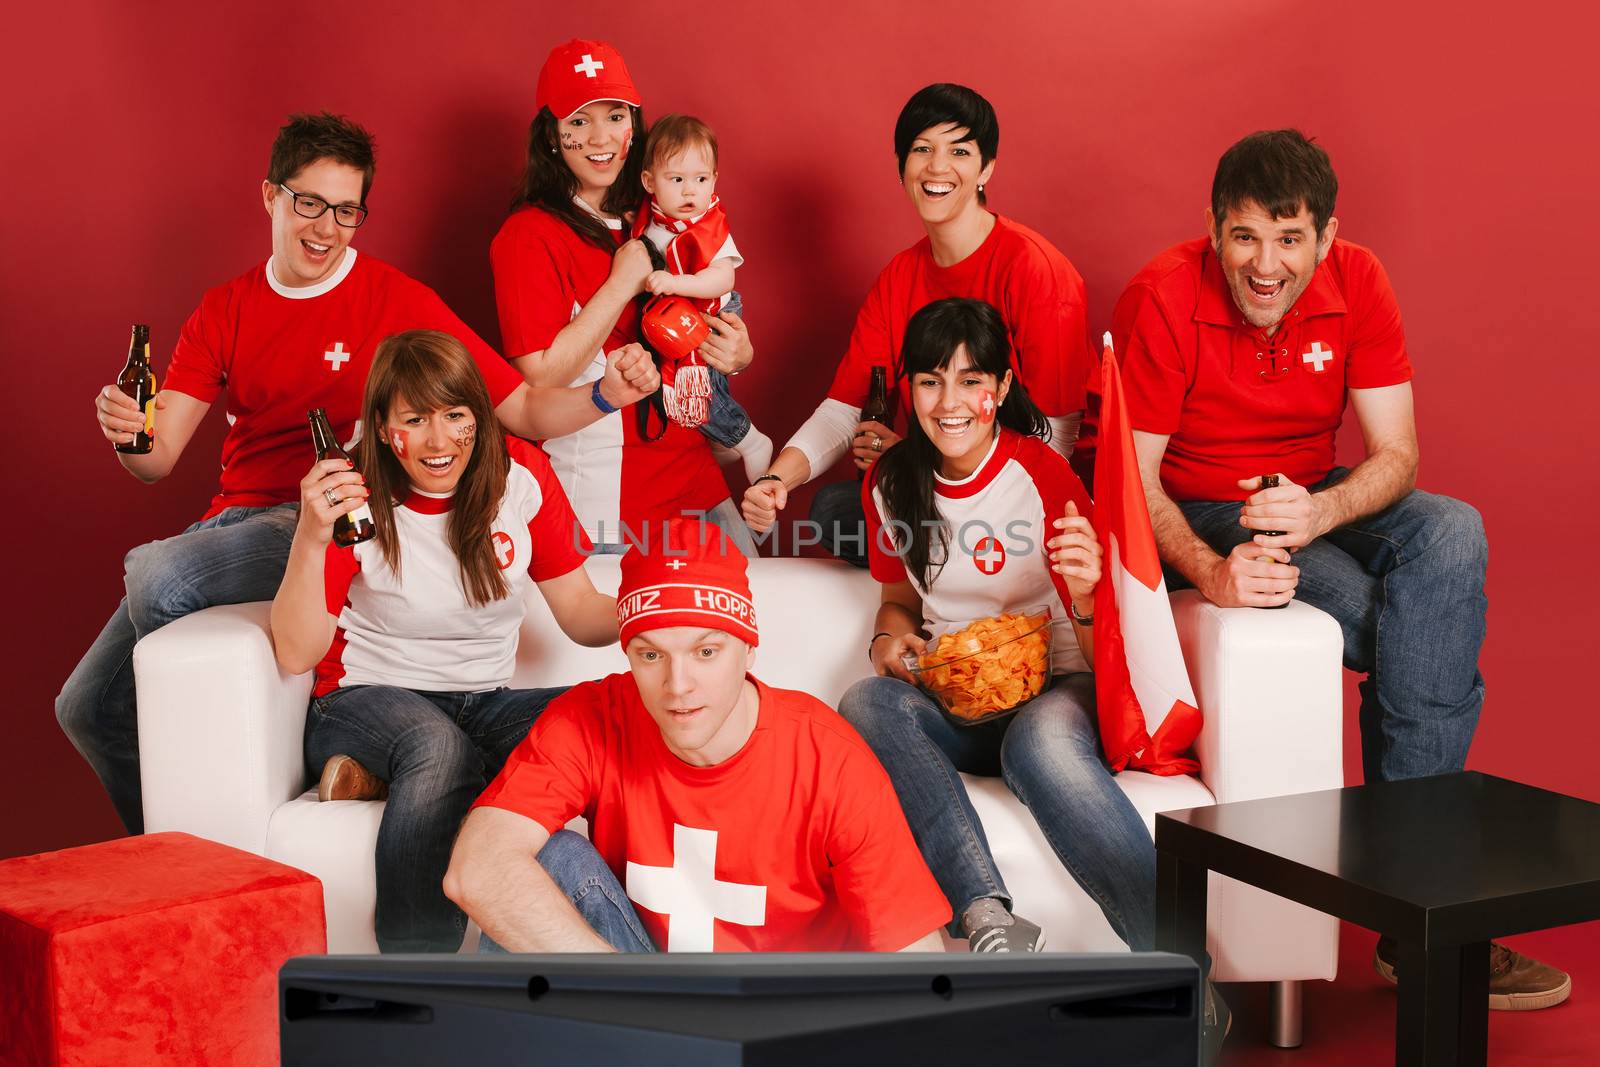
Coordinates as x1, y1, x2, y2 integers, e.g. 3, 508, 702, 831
0, 831, 324, 1067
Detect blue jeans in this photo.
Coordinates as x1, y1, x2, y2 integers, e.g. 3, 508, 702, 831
697, 366, 752, 449
694, 289, 752, 449
838, 673, 1156, 949
306, 683, 568, 953
479, 830, 657, 954
808, 480, 869, 568
1174, 468, 1487, 783
587, 498, 757, 557
56, 502, 300, 834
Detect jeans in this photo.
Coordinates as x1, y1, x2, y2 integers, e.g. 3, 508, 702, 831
696, 367, 752, 449
808, 480, 869, 568
305, 683, 568, 953
479, 830, 657, 954
838, 673, 1155, 949
56, 502, 301, 834
587, 497, 757, 558
1174, 468, 1487, 783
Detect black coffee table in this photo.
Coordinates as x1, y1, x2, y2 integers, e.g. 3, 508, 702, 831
1154, 771, 1600, 1066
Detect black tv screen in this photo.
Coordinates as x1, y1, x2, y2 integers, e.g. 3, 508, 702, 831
281, 952, 1199, 1065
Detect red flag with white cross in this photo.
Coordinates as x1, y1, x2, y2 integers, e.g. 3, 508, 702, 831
1092, 335, 1202, 774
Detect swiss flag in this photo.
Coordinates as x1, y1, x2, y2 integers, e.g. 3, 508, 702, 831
1092, 335, 1202, 775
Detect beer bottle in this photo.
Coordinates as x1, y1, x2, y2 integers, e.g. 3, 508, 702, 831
858, 365, 895, 480
861, 366, 894, 428
1256, 474, 1288, 609
308, 408, 375, 547
114, 324, 156, 455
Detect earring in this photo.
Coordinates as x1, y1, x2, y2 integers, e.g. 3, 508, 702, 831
550, 147, 557, 154
978, 184, 985, 194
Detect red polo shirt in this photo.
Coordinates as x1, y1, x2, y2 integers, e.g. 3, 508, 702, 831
1113, 237, 1412, 502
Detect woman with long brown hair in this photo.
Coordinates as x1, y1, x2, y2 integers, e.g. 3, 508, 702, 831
270, 329, 617, 953
491, 38, 758, 554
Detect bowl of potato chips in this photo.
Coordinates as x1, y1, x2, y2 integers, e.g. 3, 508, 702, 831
903, 608, 1053, 725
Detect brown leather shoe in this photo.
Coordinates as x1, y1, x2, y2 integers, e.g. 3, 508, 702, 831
317, 755, 389, 802
1374, 936, 1572, 1011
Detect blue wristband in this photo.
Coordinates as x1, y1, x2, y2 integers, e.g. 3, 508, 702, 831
590, 379, 618, 415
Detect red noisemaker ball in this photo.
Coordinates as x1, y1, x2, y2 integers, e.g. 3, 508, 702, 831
640, 296, 711, 363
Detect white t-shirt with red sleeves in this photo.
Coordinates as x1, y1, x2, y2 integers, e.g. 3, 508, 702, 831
474, 672, 952, 952
162, 248, 524, 519
1112, 237, 1414, 502
827, 215, 1094, 419
490, 204, 729, 544
313, 437, 589, 697
864, 429, 1091, 676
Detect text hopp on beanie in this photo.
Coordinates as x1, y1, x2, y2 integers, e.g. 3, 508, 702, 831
617, 518, 758, 647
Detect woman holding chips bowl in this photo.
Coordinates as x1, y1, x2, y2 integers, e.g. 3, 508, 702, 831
838, 297, 1156, 956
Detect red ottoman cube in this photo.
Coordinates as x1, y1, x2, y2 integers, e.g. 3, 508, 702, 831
0, 831, 324, 1067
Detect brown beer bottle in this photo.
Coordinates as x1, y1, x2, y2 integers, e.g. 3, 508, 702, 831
308, 408, 375, 547
1256, 474, 1288, 609
858, 365, 895, 480
862, 365, 894, 428
114, 324, 156, 455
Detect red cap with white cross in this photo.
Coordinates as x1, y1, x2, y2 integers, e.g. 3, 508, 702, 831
536, 39, 641, 120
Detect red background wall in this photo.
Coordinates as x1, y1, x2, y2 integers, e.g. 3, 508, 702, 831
5, 2, 1597, 859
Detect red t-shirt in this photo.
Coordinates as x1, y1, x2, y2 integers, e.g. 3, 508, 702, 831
827, 215, 1093, 419
490, 205, 728, 543
163, 250, 523, 518
1113, 237, 1413, 501
475, 673, 952, 952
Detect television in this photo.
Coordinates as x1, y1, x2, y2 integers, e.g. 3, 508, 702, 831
281, 951, 1199, 1065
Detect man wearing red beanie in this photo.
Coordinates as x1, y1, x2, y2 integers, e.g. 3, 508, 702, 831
445, 519, 950, 952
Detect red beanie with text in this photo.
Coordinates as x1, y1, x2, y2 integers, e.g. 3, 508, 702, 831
617, 518, 758, 647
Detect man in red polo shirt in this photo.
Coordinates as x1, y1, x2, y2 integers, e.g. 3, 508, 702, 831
1114, 128, 1565, 1009
444, 519, 950, 953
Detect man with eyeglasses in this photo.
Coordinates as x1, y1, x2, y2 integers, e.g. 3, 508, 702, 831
1112, 129, 1567, 1010
64, 111, 659, 837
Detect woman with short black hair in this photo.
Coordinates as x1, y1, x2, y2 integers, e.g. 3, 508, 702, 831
742, 83, 1094, 564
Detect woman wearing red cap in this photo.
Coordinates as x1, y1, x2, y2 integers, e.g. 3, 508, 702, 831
491, 39, 757, 556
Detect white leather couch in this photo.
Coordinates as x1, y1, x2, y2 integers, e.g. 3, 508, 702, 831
134, 555, 1342, 1042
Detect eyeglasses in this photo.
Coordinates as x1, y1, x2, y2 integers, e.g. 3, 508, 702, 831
278, 183, 368, 228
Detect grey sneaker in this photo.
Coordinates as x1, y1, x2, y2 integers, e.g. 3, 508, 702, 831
1202, 980, 1231, 1066
967, 914, 1045, 953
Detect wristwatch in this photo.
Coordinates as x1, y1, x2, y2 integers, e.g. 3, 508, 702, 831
1068, 600, 1094, 626
590, 379, 618, 415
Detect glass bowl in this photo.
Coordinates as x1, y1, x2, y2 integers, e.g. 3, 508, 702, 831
902, 607, 1053, 725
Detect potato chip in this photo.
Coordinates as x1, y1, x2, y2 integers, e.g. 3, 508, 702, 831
906, 609, 1053, 723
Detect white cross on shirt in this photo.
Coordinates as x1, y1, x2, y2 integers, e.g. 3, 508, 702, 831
1302, 342, 1334, 373
665, 559, 688, 570
573, 54, 605, 78
625, 824, 767, 951
492, 533, 514, 568
324, 342, 350, 371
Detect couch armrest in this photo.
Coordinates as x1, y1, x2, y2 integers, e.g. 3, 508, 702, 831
1171, 591, 1345, 804
134, 602, 312, 855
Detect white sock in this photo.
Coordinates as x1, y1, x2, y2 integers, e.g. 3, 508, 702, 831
733, 426, 774, 485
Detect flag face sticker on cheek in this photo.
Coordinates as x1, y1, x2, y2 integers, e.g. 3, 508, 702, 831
979, 390, 997, 424
391, 429, 408, 458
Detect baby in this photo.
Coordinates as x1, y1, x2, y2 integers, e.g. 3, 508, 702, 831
634, 113, 772, 483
